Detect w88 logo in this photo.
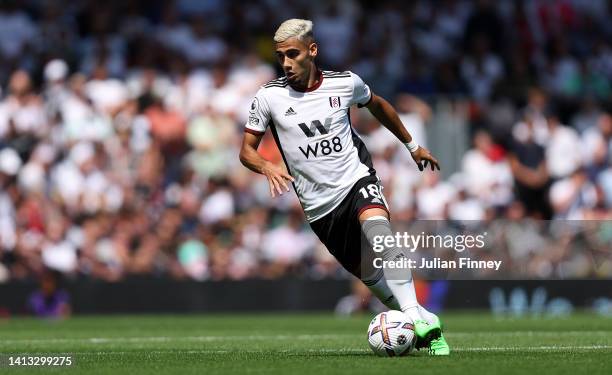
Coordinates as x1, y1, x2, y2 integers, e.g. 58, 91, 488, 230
298, 137, 343, 159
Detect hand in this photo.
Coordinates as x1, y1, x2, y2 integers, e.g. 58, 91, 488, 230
261, 162, 295, 197
411, 146, 440, 171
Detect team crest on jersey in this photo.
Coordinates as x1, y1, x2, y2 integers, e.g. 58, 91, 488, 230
329, 96, 341, 108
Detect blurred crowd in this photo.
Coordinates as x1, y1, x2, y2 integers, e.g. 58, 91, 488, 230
0, 0, 610, 282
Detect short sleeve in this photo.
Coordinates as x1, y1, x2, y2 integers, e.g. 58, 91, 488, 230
244, 89, 270, 135
350, 72, 372, 108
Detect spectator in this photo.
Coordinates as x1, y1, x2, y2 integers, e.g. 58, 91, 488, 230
508, 114, 551, 218
461, 130, 513, 208
545, 111, 582, 179
27, 269, 71, 318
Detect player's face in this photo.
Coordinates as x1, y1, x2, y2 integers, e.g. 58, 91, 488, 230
275, 37, 317, 86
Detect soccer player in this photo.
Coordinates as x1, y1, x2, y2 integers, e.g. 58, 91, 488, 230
239, 19, 450, 355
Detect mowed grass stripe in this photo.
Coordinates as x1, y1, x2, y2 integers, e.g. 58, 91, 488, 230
3, 346, 611, 357
1, 330, 611, 346
57, 345, 612, 353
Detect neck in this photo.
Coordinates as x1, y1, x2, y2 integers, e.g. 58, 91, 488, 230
306, 66, 320, 88
291, 66, 321, 92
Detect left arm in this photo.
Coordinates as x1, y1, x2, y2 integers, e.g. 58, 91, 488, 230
365, 94, 440, 171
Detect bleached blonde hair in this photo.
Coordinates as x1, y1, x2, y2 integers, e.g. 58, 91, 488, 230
273, 19, 314, 43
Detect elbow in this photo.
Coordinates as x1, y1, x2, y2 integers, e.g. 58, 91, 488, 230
239, 149, 248, 167
366, 95, 387, 115
364, 94, 379, 110
239, 147, 253, 168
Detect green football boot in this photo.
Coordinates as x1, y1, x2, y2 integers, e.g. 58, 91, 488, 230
412, 319, 442, 349
429, 334, 450, 356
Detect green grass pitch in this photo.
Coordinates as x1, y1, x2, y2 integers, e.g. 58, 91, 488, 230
1, 313, 611, 374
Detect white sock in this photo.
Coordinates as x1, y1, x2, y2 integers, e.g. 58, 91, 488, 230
403, 306, 423, 323
418, 304, 439, 325
384, 277, 421, 321
361, 271, 401, 310
361, 216, 422, 321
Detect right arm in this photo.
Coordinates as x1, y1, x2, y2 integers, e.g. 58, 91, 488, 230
508, 154, 548, 188
239, 131, 294, 197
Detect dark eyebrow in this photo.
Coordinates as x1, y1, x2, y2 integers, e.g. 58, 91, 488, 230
276, 48, 300, 55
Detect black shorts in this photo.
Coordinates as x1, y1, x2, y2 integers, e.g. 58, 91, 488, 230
309, 175, 389, 279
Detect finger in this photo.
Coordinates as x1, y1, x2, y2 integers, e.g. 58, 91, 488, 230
272, 176, 283, 195
429, 156, 440, 170
275, 176, 286, 195
413, 156, 424, 171
268, 178, 276, 198
425, 157, 434, 171
282, 173, 295, 182
423, 160, 429, 169
279, 176, 290, 192
269, 176, 280, 197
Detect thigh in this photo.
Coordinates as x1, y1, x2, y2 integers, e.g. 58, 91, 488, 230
309, 175, 388, 279
310, 196, 361, 277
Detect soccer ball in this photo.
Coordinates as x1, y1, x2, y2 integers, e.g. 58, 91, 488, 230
367, 310, 416, 357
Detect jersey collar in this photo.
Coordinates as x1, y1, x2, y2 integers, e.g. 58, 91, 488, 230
291, 69, 323, 93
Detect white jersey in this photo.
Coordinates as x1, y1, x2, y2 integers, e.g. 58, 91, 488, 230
245, 70, 377, 222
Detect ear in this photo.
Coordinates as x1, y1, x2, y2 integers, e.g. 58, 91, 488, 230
308, 42, 318, 58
